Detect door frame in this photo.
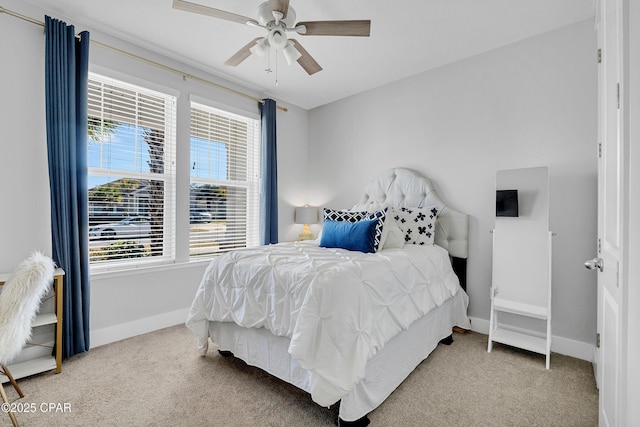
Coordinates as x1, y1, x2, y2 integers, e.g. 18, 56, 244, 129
621, 1, 639, 425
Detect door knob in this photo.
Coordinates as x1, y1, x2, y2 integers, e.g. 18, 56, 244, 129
584, 257, 604, 272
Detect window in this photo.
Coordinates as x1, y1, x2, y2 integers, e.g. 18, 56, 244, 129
87, 73, 176, 266
189, 102, 260, 257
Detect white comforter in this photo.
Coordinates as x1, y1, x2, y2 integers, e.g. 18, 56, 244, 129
186, 241, 462, 407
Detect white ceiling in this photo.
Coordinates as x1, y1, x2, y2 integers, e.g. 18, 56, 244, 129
23, 0, 594, 110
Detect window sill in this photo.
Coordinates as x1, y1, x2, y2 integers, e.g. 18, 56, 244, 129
89, 257, 212, 280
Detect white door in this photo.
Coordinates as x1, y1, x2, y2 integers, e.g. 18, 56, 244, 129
589, 0, 625, 425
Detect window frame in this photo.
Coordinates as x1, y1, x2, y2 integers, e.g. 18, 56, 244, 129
87, 72, 177, 272
188, 101, 261, 259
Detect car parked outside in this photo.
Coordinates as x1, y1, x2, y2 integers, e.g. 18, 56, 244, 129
89, 216, 151, 239
190, 210, 212, 224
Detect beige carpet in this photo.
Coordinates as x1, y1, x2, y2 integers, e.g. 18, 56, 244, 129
5, 325, 597, 426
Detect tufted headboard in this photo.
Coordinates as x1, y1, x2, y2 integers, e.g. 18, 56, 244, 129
352, 168, 469, 260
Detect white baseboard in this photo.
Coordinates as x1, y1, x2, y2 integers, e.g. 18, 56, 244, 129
90, 311, 595, 362
469, 316, 595, 362
91, 308, 189, 348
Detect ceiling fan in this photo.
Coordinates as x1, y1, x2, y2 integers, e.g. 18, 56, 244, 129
172, 0, 371, 75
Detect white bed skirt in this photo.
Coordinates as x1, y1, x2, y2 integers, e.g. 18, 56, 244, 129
208, 289, 470, 422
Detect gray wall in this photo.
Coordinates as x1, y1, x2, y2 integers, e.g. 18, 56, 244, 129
307, 20, 598, 350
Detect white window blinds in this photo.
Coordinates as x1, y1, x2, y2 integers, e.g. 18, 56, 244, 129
87, 73, 176, 266
189, 102, 260, 257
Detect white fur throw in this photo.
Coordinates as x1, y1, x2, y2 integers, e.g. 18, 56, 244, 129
0, 252, 56, 364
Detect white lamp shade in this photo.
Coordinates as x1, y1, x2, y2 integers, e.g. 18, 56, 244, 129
295, 206, 318, 225
250, 37, 270, 57
283, 42, 302, 66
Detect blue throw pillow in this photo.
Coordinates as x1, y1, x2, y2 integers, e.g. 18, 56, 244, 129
319, 219, 378, 253
323, 207, 387, 251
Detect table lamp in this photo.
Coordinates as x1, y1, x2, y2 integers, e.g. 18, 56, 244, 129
295, 205, 318, 240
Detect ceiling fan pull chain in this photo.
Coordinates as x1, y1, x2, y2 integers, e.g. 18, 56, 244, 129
275, 51, 279, 87
265, 46, 272, 74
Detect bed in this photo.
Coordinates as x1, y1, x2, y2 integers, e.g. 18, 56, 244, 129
186, 168, 470, 426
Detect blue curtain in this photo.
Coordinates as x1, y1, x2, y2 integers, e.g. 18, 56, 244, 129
45, 16, 91, 359
259, 98, 278, 244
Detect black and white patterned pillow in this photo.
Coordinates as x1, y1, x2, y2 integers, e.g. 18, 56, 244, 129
323, 208, 366, 222
323, 208, 387, 252
392, 206, 439, 246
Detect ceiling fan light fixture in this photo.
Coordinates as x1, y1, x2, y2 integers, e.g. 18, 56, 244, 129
268, 28, 287, 50
250, 37, 270, 56
283, 41, 302, 65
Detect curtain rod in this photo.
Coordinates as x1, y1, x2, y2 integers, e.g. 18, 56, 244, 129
0, 5, 288, 112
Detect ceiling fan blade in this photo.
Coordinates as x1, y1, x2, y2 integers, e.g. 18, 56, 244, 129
269, 0, 290, 20
296, 20, 371, 37
224, 38, 262, 66
290, 39, 322, 75
173, 0, 256, 25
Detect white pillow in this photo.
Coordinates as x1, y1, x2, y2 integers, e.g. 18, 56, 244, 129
382, 215, 405, 249
392, 206, 439, 246
349, 203, 407, 250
